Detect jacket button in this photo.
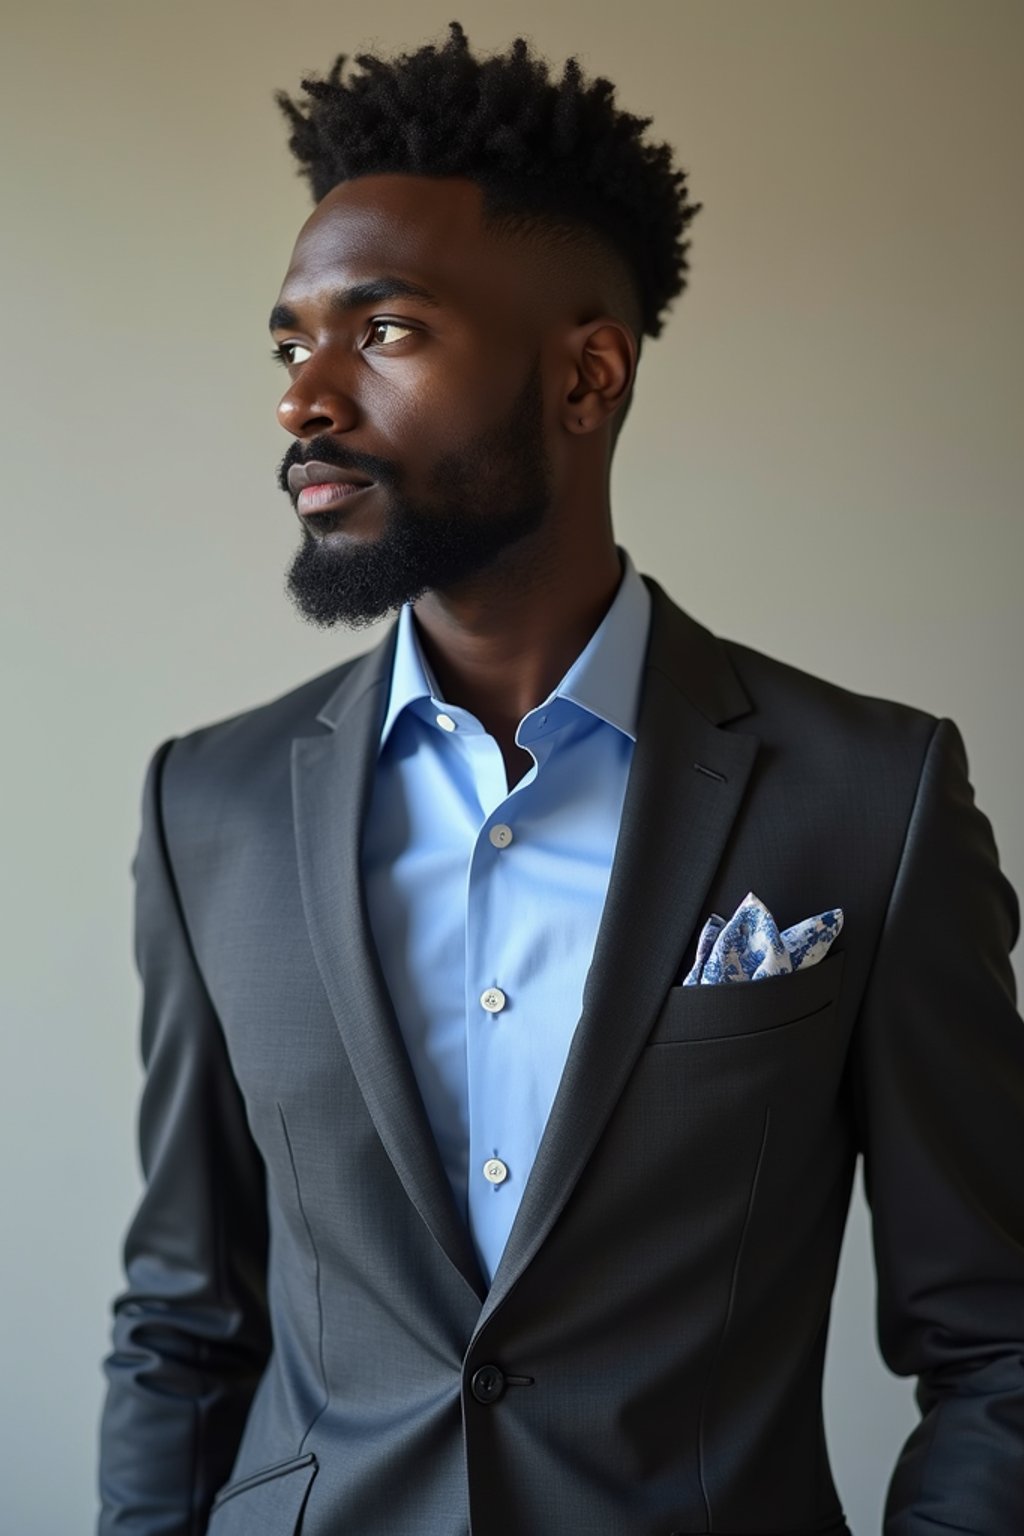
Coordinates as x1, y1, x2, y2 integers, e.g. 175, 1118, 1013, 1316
471, 1365, 506, 1404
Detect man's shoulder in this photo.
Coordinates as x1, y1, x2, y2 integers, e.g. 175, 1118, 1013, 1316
153, 640, 384, 805
648, 576, 941, 763
722, 630, 939, 743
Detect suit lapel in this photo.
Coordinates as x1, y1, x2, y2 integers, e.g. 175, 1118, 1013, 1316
479, 578, 760, 1322
291, 626, 485, 1301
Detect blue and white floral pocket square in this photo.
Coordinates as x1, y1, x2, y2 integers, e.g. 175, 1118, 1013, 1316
682, 890, 843, 986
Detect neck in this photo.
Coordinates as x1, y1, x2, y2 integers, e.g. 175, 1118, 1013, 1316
409, 523, 623, 741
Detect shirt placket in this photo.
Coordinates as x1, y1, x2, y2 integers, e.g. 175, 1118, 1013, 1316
462, 711, 568, 1282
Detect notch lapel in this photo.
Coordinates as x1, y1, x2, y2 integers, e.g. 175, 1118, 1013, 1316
479, 579, 761, 1322
291, 626, 485, 1301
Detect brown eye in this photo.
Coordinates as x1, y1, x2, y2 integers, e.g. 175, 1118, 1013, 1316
367, 320, 415, 347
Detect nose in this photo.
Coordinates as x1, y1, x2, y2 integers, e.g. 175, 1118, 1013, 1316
276, 353, 359, 439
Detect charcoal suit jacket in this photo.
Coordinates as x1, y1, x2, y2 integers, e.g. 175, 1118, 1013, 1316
98, 574, 1024, 1536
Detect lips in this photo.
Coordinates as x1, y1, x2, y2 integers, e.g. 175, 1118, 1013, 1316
287, 460, 375, 498
295, 481, 372, 514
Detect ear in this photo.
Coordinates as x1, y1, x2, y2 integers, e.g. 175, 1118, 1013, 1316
561, 319, 638, 435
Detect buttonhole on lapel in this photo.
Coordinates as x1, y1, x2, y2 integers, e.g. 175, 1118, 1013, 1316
693, 761, 727, 783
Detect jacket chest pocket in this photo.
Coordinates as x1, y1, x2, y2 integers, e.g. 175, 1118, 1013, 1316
647, 949, 846, 1045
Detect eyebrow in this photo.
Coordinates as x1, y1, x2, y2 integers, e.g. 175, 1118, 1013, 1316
268, 277, 444, 333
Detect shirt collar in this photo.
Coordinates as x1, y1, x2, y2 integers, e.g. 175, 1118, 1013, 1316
378, 544, 651, 752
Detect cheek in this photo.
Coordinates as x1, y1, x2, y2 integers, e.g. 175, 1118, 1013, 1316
367, 361, 517, 457
358, 360, 467, 447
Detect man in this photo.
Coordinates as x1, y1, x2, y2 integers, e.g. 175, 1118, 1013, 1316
98, 21, 1024, 1536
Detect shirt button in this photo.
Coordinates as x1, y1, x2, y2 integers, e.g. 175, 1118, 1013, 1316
436, 713, 457, 732
483, 1158, 508, 1186
489, 824, 513, 849
480, 987, 506, 1014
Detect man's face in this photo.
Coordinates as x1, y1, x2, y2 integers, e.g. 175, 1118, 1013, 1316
271, 174, 555, 628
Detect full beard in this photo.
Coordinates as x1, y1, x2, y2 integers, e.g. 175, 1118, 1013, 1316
284, 359, 550, 629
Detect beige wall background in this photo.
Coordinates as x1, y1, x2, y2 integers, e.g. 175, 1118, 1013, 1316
2, 1, 1021, 1530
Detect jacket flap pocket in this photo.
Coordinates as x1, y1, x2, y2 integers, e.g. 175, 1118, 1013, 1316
208, 1451, 317, 1533
649, 949, 845, 1044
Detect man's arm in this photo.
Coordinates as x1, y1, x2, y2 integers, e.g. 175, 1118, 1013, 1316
852, 716, 1024, 1534
98, 739, 272, 1536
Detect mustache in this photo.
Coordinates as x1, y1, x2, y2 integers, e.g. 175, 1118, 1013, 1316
277, 435, 397, 496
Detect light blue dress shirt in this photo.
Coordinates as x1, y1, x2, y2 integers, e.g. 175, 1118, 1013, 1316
361, 546, 652, 1284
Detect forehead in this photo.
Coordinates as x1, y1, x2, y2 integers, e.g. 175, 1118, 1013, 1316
277, 173, 523, 313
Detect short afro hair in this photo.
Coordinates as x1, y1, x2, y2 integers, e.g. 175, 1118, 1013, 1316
274, 20, 701, 343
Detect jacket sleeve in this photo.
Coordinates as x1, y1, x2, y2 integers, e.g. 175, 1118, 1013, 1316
98, 739, 272, 1535
851, 716, 1024, 1535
